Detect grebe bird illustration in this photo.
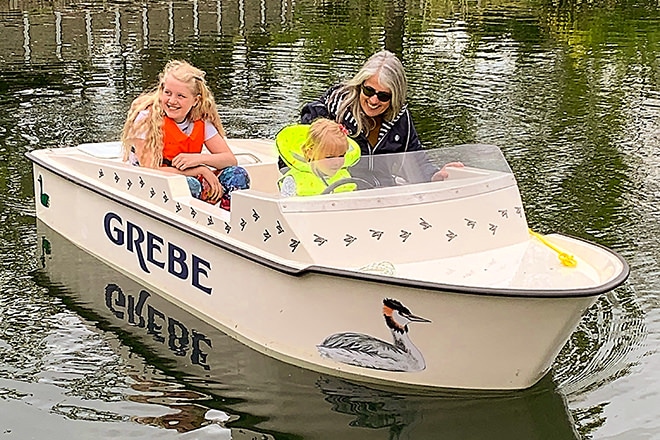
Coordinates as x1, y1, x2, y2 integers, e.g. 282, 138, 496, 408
317, 298, 431, 372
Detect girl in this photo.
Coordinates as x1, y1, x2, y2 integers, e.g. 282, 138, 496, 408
121, 60, 249, 210
277, 119, 361, 197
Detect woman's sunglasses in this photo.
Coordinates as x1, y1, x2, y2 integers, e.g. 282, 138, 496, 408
360, 84, 392, 102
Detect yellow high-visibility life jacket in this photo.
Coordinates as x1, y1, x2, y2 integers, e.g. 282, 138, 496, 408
276, 124, 361, 196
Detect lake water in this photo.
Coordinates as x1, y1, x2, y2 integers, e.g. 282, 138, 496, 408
1, 0, 659, 438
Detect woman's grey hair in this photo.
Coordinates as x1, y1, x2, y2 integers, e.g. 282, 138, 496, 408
335, 50, 408, 135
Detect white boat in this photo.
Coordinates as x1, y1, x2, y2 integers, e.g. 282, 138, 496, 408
33, 219, 581, 439
26, 140, 629, 391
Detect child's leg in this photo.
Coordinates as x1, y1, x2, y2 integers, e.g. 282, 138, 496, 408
217, 166, 250, 210
186, 176, 202, 198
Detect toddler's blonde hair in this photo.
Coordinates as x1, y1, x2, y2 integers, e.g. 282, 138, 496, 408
302, 118, 349, 162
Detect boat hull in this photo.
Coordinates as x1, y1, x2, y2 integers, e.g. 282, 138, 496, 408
34, 220, 581, 438
29, 156, 612, 390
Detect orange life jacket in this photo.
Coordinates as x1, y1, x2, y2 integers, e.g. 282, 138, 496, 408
161, 117, 205, 164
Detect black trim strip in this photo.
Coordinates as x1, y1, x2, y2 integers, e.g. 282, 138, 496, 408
26, 151, 630, 299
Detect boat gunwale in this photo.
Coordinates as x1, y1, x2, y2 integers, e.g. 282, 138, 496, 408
26, 150, 631, 300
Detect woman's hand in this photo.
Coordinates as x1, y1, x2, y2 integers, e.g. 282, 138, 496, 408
171, 153, 202, 171
431, 161, 464, 181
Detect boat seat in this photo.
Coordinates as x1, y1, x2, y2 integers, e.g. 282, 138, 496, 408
77, 142, 123, 159
242, 162, 281, 195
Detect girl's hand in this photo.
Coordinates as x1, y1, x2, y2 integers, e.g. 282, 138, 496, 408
172, 153, 202, 171
200, 168, 224, 201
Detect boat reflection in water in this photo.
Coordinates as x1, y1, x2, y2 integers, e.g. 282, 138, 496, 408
34, 220, 580, 440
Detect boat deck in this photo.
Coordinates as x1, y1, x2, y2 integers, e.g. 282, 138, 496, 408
390, 236, 616, 291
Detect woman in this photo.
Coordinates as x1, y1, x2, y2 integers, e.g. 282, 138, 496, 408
299, 50, 462, 183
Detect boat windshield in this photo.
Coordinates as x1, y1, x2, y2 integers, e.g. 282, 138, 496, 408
328, 143, 513, 192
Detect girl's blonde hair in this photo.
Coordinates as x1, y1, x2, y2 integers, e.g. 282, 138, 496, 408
121, 60, 225, 168
302, 118, 349, 162
335, 50, 407, 136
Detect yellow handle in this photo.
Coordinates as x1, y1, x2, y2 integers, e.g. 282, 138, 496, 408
529, 229, 577, 267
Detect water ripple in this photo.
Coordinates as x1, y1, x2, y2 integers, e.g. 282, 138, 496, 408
555, 286, 648, 396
